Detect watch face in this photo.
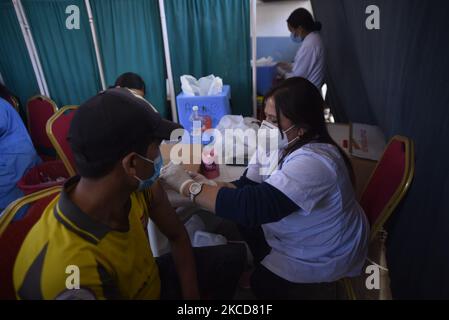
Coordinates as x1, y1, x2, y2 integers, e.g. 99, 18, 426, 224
190, 183, 202, 195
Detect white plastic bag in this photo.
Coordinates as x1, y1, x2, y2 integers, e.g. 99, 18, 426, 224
193, 231, 227, 247
180, 75, 201, 96
184, 215, 206, 242
252, 56, 276, 67
180, 74, 223, 96
214, 115, 260, 164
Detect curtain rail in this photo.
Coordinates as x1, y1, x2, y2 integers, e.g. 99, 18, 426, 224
85, 0, 107, 91
12, 0, 50, 97
159, 0, 178, 123
250, 0, 257, 118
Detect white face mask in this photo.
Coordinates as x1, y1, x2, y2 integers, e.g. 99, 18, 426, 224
260, 120, 299, 150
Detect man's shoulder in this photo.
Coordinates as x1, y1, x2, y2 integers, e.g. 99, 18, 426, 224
14, 232, 100, 300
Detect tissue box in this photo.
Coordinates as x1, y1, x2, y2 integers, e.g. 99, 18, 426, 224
176, 85, 231, 135
257, 65, 277, 96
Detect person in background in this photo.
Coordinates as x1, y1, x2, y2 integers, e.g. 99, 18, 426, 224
0, 94, 41, 213
160, 77, 369, 300
277, 8, 325, 89
114, 72, 146, 98
114, 72, 159, 113
0, 84, 18, 109
13, 88, 246, 300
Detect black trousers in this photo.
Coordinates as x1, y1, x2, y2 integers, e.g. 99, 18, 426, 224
238, 226, 338, 300
156, 243, 246, 300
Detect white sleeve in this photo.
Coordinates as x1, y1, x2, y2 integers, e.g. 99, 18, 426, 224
285, 45, 318, 80
246, 150, 280, 183
264, 154, 336, 214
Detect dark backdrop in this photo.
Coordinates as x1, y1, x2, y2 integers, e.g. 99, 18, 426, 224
312, 0, 449, 298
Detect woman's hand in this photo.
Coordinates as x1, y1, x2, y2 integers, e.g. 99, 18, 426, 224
277, 62, 293, 72
187, 171, 218, 187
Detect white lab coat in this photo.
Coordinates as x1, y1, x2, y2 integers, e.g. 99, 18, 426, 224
246, 143, 369, 283
286, 31, 325, 89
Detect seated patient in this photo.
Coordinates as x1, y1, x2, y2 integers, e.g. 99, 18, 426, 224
114, 72, 146, 98
114, 72, 158, 113
0, 95, 41, 213
13, 88, 245, 300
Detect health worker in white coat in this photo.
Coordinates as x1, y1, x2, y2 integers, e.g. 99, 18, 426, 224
160, 77, 369, 300
277, 8, 325, 89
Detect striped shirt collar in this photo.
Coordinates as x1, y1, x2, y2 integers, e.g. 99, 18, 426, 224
53, 176, 112, 244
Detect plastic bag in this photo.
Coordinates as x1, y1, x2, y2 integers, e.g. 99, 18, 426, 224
180, 74, 223, 96
180, 75, 200, 96
184, 215, 206, 242
193, 231, 227, 247
214, 115, 260, 165
252, 56, 276, 67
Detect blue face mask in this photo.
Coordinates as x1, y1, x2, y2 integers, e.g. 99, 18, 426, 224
134, 152, 163, 192
290, 32, 303, 44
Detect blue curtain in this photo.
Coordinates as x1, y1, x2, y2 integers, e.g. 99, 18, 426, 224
22, 0, 101, 106
90, 0, 168, 117
0, 0, 39, 110
164, 0, 252, 116
312, 0, 449, 298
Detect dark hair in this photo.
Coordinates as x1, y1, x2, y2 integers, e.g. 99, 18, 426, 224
114, 72, 146, 95
264, 77, 355, 185
0, 83, 13, 103
287, 8, 322, 32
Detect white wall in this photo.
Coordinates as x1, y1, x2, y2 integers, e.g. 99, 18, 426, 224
257, 0, 314, 37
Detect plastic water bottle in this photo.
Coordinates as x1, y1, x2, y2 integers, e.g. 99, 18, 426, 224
190, 105, 202, 142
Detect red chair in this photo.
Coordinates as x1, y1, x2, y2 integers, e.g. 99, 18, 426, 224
26, 95, 58, 161
46, 106, 78, 177
0, 187, 61, 300
17, 160, 70, 195
343, 135, 415, 299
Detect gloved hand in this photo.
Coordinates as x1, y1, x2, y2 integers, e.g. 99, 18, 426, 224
277, 62, 292, 78
160, 162, 194, 196
187, 171, 218, 187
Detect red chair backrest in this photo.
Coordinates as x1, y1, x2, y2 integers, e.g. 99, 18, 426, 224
47, 106, 78, 176
26, 96, 58, 161
17, 160, 69, 195
0, 190, 60, 300
360, 136, 413, 229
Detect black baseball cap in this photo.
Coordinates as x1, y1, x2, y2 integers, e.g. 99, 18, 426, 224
68, 88, 183, 164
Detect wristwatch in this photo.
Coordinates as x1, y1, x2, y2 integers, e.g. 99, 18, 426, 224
189, 182, 203, 203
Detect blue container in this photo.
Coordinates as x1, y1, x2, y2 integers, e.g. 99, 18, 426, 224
257, 65, 277, 96
176, 85, 231, 135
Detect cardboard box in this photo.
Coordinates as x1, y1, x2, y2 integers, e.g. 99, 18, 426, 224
351, 123, 386, 161
327, 123, 379, 199
350, 156, 377, 200
327, 123, 351, 155
160, 142, 201, 173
